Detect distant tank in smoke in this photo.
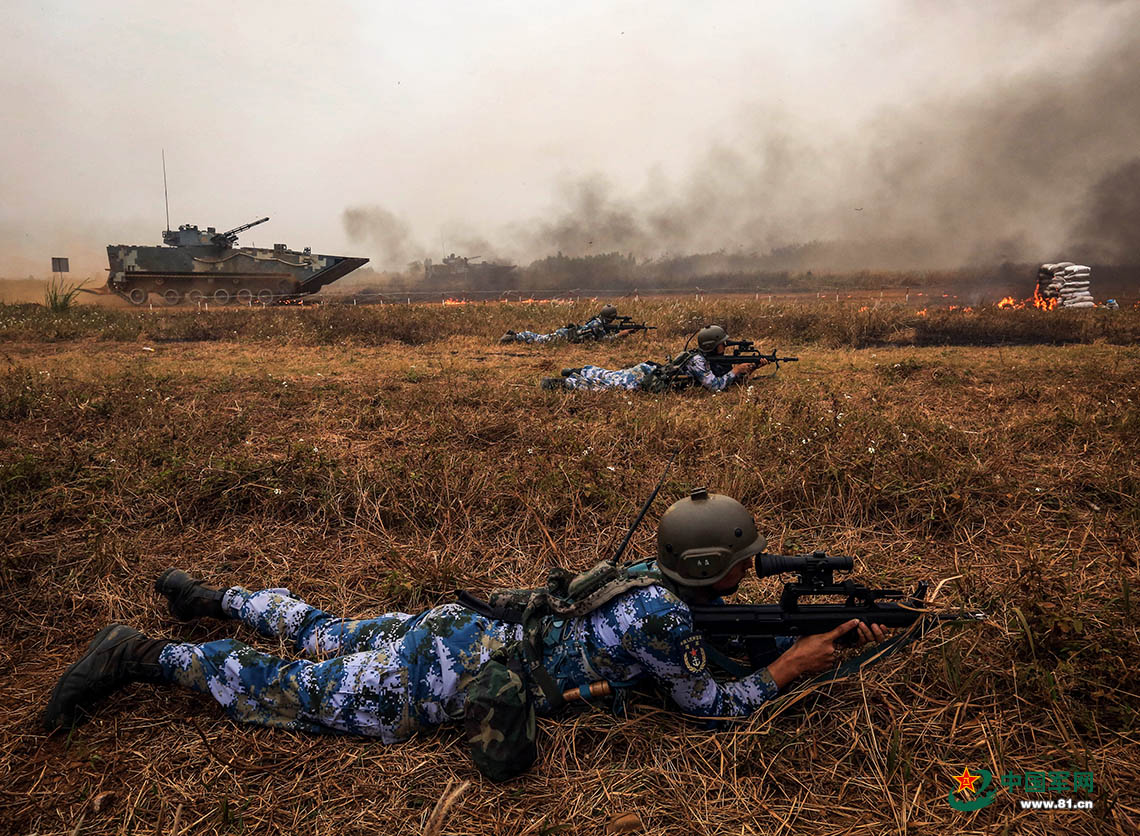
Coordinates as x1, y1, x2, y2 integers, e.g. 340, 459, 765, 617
106, 217, 369, 305
424, 253, 516, 285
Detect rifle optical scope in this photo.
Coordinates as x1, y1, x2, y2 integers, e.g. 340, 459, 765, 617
755, 552, 854, 578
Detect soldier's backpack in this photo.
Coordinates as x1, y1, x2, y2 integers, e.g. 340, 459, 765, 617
458, 560, 669, 781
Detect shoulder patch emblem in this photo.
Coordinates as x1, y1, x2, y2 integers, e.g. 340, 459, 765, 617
680, 635, 707, 674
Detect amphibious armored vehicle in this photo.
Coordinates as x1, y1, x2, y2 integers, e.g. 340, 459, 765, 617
424, 253, 516, 285
106, 217, 369, 305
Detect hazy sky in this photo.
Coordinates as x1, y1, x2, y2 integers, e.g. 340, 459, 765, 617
4, 0, 1138, 276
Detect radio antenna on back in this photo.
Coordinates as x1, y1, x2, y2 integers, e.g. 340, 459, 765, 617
162, 149, 171, 233
609, 451, 679, 565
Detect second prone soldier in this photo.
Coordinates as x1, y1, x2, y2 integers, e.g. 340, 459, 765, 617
501, 304, 634, 344
541, 325, 767, 392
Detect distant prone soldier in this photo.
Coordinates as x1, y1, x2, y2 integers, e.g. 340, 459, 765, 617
500, 304, 645, 344
540, 325, 786, 393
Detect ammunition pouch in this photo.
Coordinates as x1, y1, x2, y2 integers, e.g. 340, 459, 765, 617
640, 350, 698, 393
463, 648, 537, 782
457, 560, 672, 778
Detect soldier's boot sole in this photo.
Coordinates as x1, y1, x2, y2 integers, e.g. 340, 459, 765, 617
155, 568, 228, 622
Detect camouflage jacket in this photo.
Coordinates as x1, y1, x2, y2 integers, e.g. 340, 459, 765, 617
676, 351, 739, 392
537, 581, 781, 716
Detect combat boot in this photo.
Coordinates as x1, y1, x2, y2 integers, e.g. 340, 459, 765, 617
540, 377, 568, 391
43, 624, 170, 731
561, 367, 582, 377
155, 568, 228, 621
499, 331, 518, 344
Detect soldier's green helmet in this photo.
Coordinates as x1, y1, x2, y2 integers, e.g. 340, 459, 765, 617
657, 488, 766, 586
599, 304, 618, 321
696, 325, 728, 352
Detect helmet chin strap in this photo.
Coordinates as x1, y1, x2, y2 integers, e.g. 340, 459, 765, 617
674, 577, 740, 605
717, 580, 742, 598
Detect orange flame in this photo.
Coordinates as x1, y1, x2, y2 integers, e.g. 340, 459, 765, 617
1032, 287, 1058, 310
998, 296, 1018, 309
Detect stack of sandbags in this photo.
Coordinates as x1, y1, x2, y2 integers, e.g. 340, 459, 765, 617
1037, 262, 1072, 299
1037, 262, 1094, 307
1058, 264, 1094, 308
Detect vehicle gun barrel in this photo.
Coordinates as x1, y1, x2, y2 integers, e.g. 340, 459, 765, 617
213, 217, 270, 246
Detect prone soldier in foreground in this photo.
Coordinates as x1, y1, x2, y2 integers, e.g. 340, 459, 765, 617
541, 324, 795, 392
501, 304, 650, 344
44, 490, 970, 779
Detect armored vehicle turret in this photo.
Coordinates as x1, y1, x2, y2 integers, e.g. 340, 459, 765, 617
424, 253, 516, 286
106, 217, 369, 305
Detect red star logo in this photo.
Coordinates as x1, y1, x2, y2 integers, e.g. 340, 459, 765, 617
953, 767, 981, 794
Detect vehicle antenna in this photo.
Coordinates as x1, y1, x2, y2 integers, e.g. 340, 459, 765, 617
162, 149, 171, 232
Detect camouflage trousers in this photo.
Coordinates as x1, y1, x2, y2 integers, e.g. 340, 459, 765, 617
157, 587, 521, 742
562, 362, 657, 391
508, 326, 576, 344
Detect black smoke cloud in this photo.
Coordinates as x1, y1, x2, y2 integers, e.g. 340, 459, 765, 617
513, 24, 1140, 270
1068, 158, 1140, 263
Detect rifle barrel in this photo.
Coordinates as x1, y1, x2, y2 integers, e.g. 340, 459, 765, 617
689, 602, 983, 638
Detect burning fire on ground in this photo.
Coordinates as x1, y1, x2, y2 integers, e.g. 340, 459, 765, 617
443, 297, 565, 305
997, 289, 1059, 310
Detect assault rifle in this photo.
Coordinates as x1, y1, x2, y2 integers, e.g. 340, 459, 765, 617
709, 338, 798, 373
689, 551, 985, 665
603, 315, 656, 335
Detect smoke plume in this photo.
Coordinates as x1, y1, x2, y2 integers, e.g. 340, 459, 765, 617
500, 22, 1140, 272
342, 206, 424, 270
1068, 158, 1140, 263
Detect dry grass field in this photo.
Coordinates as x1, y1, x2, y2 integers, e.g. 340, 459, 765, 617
2, 299, 1138, 835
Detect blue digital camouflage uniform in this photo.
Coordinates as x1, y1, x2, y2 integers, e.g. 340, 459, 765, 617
508, 316, 611, 344
157, 577, 788, 742
562, 352, 739, 392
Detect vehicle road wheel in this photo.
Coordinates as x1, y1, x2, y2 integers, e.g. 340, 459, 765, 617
213, 288, 233, 305
187, 289, 205, 304
236, 289, 254, 305
162, 288, 183, 306
126, 287, 149, 306
256, 288, 275, 305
